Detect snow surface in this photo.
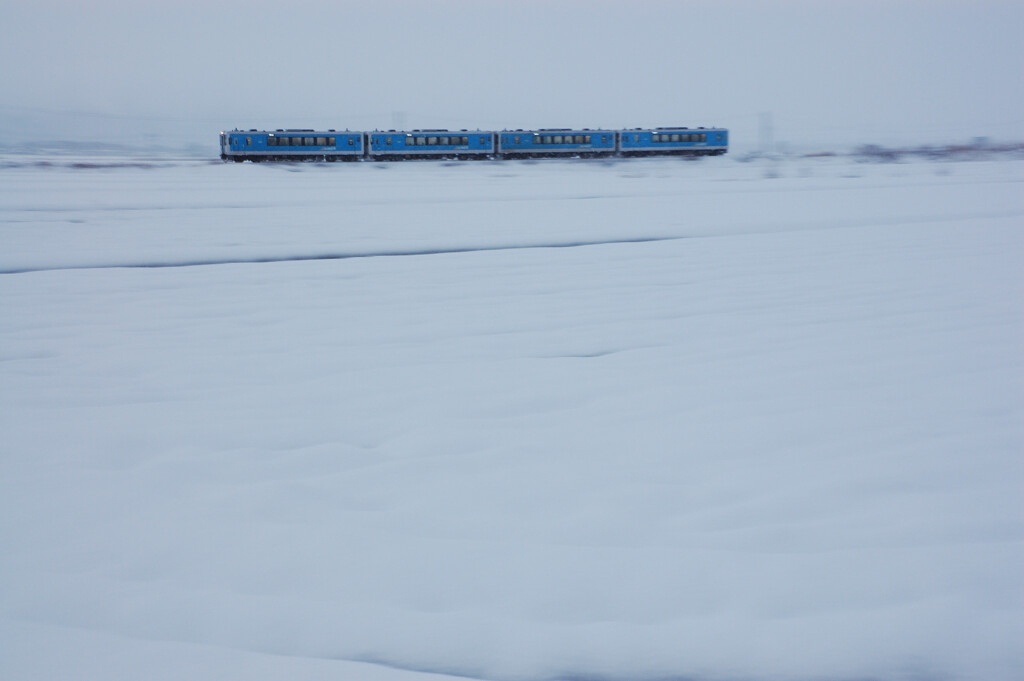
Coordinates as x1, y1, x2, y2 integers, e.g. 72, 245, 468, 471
1, 154, 1022, 681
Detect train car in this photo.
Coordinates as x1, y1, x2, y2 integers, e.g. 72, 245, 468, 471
498, 129, 616, 158
618, 127, 728, 156
220, 129, 364, 161
367, 130, 496, 160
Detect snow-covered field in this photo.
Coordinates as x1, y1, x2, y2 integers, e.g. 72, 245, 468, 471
1, 153, 1022, 681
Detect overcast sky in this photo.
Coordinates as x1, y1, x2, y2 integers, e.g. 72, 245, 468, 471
1, 0, 1021, 151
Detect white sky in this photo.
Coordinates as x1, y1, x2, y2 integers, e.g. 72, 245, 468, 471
1, 0, 1022, 150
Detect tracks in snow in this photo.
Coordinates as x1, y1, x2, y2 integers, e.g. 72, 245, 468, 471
0, 235, 683, 275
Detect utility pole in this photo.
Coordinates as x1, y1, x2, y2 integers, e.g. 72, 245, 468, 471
758, 111, 774, 155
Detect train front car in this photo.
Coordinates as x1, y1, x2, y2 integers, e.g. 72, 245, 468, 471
222, 129, 363, 162
368, 130, 496, 160
619, 127, 728, 157
498, 129, 617, 159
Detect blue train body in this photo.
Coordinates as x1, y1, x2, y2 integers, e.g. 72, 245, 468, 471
220, 125, 727, 162
498, 129, 617, 157
369, 130, 495, 158
620, 128, 728, 156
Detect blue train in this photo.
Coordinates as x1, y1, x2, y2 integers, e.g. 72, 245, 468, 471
220, 126, 728, 162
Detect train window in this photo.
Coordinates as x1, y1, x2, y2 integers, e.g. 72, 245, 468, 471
479, 136, 486, 145
301, 137, 312, 146
460, 136, 468, 145
385, 137, 391, 145
347, 138, 354, 146
439, 137, 449, 145
426, 137, 436, 145
328, 137, 335, 146
246, 137, 252, 145
316, 137, 326, 146
267, 137, 276, 147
